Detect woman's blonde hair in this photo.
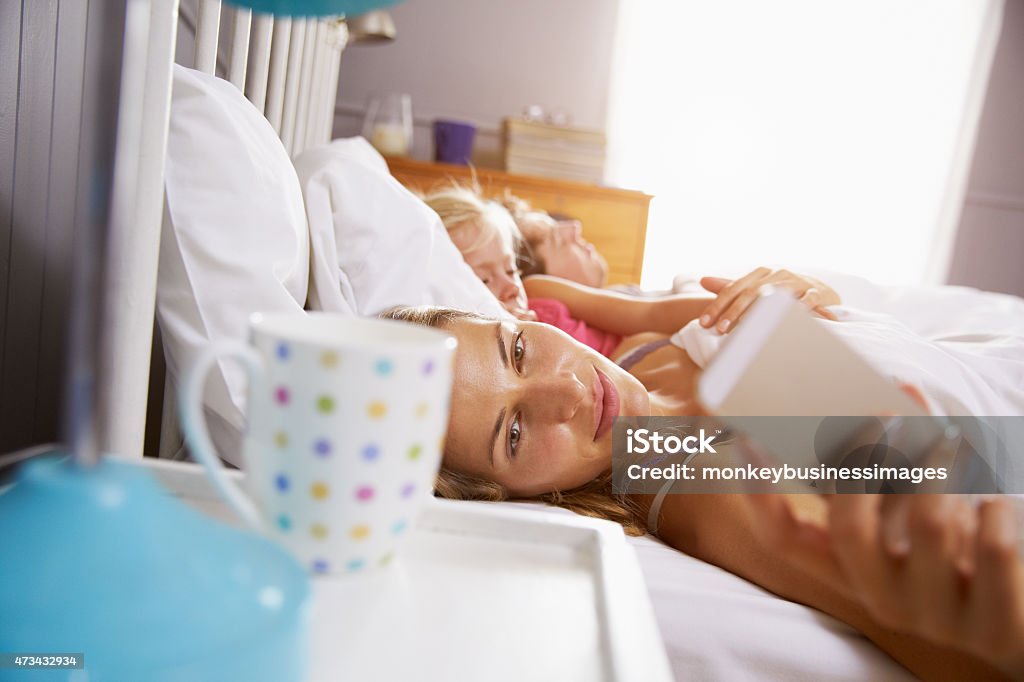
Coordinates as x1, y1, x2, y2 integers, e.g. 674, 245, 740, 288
379, 304, 647, 536
420, 181, 521, 258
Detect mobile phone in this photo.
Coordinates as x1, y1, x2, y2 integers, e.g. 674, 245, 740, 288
696, 290, 947, 488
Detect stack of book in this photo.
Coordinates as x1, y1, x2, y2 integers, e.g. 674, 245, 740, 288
502, 118, 606, 184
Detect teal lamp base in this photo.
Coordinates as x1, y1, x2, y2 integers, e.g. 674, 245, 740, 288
0, 455, 311, 681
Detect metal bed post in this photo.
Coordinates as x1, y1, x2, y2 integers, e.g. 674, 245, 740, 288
62, 0, 128, 466
301, 23, 322, 152
193, 0, 221, 75
265, 17, 293, 134
290, 19, 318, 156
319, 21, 347, 143
279, 19, 308, 155
100, 0, 180, 458
226, 6, 252, 91
246, 13, 275, 113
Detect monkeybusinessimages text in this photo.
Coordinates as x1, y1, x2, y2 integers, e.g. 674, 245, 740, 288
624, 427, 949, 486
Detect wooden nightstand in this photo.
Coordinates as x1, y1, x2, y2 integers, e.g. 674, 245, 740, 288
386, 157, 652, 286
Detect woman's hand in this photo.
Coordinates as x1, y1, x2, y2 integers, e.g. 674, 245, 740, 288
758, 492, 1024, 679
828, 494, 1024, 678
740, 415, 1024, 678
699, 267, 841, 333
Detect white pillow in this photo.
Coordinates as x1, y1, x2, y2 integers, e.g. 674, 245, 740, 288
292, 138, 510, 318
158, 64, 312, 462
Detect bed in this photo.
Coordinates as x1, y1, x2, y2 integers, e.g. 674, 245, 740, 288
55, 1, 1022, 680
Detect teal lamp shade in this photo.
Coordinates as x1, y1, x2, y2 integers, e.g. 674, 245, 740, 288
226, 0, 400, 17
0, 456, 311, 681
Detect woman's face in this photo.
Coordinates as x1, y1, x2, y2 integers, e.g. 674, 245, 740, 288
450, 225, 530, 315
523, 213, 608, 288
442, 316, 650, 497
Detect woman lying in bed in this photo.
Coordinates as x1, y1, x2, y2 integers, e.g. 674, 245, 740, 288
380, 303, 1015, 680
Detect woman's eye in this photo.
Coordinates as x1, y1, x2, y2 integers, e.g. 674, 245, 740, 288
513, 332, 525, 369
508, 414, 522, 458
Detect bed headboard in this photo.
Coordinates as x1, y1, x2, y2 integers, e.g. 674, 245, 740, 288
101, 0, 347, 459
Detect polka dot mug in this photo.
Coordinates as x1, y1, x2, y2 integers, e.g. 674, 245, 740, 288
180, 313, 457, 575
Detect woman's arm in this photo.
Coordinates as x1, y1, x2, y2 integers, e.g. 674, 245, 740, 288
649, 492, 1007, 680
524, 267, 844, 337
523, 275, 711, 336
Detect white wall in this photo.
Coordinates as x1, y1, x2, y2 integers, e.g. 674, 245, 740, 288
332, 0, 620, 165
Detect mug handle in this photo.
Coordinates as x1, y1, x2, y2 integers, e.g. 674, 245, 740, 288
179, 340, 267, 531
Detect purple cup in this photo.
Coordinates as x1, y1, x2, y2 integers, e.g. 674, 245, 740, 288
433, 120, 477, 165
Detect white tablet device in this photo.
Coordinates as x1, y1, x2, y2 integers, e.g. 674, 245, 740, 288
696, 290, 945, 486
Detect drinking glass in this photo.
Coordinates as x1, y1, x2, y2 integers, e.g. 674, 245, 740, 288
362, 92, 413, 156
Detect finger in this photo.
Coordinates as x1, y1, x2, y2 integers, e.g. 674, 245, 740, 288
767, 268, 810, 293
969, 498, 1024, 667
897, 383, 930, 414
949, 495, 979, 576
799, 289, 838, 321
699, 267, 770, 328
699, 276, 731, 295
830, 416, 900, 497
917, 424, 963, 493
813, 306, 839, 321
830, 494, 910, 628
879, 494, 913, 557
905, 495, 966, 643
716, 286, 765, 333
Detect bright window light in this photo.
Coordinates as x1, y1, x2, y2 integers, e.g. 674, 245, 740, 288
606, 0, 1002, 288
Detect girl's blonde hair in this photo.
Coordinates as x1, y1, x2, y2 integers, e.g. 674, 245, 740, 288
420, 181, 521, 258
379, 304, 647, 536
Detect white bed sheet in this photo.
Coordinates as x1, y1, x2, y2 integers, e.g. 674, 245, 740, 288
675, 271, 1024, 417
626, 533, 912, 681
491, 502, 912, 681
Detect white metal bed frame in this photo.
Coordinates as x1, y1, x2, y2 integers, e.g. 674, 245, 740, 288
101, 0, 347, 459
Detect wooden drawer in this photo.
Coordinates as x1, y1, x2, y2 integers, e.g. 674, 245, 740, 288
386, 157, 651, 286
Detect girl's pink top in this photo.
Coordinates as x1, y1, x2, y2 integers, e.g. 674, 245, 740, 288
528, 298, 623, 358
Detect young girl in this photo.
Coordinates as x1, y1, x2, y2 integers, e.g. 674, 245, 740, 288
420, 183, 841, 357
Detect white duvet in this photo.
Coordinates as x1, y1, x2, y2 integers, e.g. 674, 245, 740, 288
674, 272, 1024, 417
654, 277, 1024, 679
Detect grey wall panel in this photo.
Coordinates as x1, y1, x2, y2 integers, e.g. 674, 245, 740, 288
948, 201, 1024, 297
0, 0, 23, 432
34, 0, 89, 442
949, 0, 1024, 294
2, 0, 58, 451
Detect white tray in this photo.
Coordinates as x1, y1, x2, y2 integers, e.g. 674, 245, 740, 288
136, 457, 673, 682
